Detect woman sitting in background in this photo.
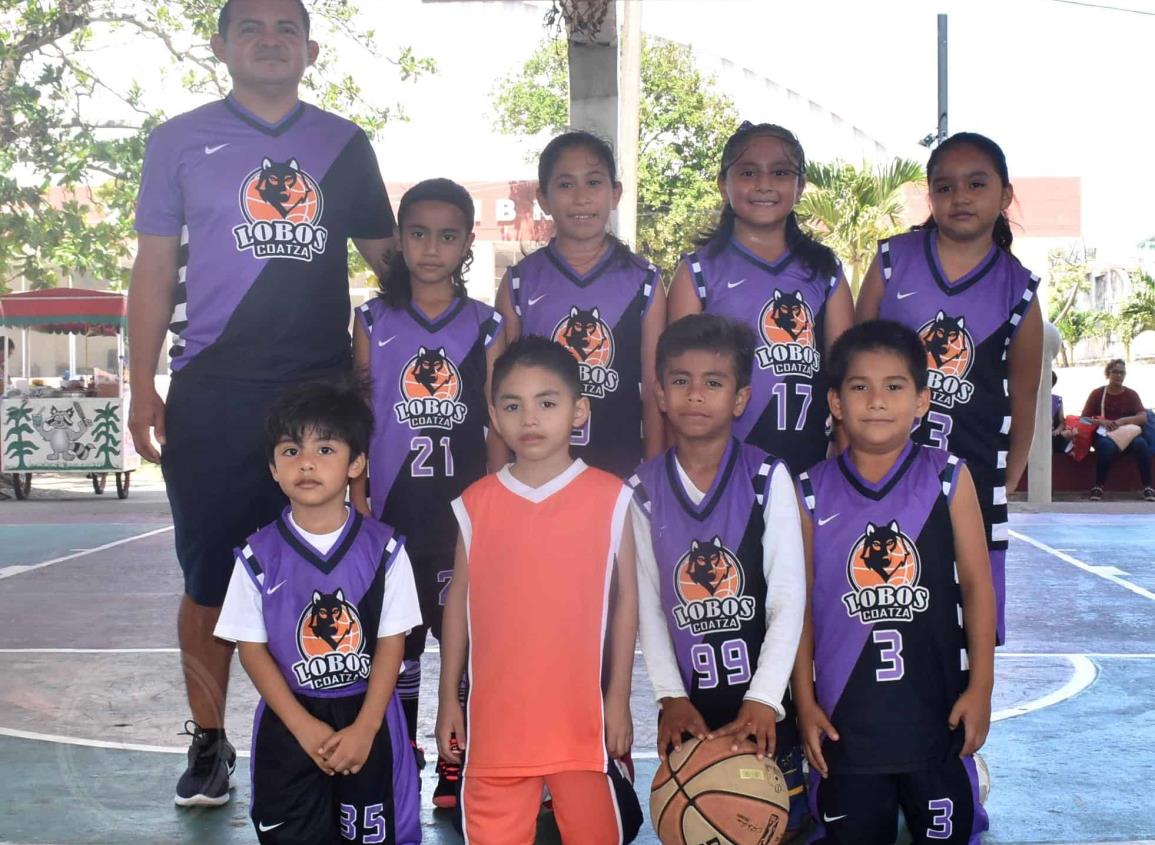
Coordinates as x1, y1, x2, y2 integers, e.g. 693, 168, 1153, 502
1081, 359, 1153, 502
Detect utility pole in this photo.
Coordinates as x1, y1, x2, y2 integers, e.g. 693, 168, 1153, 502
617, 0, 642, 248
937, 13, 948, 144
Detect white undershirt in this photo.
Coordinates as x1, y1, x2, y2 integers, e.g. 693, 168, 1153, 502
214, 509, 422, 644
632, 456, 806, 720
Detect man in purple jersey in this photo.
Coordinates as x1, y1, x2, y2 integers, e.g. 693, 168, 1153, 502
128, 0, 395, 807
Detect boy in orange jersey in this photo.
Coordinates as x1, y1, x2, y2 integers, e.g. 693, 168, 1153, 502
436, 336, 643, 845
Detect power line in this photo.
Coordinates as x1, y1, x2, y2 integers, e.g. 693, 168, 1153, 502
1043, 0, 1155, 16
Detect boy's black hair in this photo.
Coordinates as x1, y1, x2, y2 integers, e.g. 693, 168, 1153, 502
378, 178, 475, 309
914, 131, 1014, 252
264, 379, 372, 463
218, 0, 311, 38
696, 121, 840, 281
491, 336, 581, 403
827, 319, 929, 391
657, 314, 756, 391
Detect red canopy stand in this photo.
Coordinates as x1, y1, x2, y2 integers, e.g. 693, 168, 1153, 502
0, 287, 126, 336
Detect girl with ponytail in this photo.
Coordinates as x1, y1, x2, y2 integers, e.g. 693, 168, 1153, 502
667, 121, 854, 473
856, 131, 1044, 647
665, 122, 854, 837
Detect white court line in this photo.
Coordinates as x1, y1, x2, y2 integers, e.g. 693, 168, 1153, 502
1010, 528, 1155, 602
991, 654, 1097, 722
0, 526, 173, 580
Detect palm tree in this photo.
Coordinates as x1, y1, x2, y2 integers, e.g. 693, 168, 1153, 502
1119, 271, 1155, 361
797, 159, 925, 295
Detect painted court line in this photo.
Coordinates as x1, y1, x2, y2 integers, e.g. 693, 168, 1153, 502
1010, 529, 1155, 602
991, 654, 1097, 722
0, 526, 173, 580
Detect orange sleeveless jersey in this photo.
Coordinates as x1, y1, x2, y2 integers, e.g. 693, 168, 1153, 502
452, 461, 632, 777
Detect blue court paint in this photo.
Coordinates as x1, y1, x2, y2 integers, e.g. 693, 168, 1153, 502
0, 523, 156, 570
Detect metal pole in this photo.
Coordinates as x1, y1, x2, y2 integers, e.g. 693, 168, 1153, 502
937, 14, 948, 143
618, 0, 642, 248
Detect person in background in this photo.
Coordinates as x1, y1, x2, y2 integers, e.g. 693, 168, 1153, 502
1081, 359, 1153, 502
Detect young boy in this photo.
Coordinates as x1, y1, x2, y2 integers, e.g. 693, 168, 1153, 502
792, 320, 995, 845
214, 382, 422, 844
435, 336, 642, 845
629, 314, 807, 823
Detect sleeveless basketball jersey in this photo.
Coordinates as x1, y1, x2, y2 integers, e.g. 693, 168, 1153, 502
511, 241, 659, 478
356, 297, 501, 557
135, 96, 393, 382
798, 445, 968, 773
453, 462, 632, 776
237, 508, 403, 697
628, 441, 777, 729
687, 239, 840, 474
877, 230, 1039, 550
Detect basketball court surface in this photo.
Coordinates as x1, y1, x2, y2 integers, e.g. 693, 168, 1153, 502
1, 478, 1152, 844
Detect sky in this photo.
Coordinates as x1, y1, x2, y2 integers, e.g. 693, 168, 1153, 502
63, 0, 1155, 260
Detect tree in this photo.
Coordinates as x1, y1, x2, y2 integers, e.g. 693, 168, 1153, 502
0, 0, 434, 291
795, 159, 923, 295
491, 36, 738, 274
1118, 270, 1155, 361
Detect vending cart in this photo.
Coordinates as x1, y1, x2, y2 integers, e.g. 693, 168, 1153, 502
1, 288, 138, 499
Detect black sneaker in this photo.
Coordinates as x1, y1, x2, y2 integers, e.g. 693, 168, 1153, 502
432, 757, 461, 809
174, 721, 236, 807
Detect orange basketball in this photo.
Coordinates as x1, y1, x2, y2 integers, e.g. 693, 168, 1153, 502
651, 737, 789, 845
298, 607, 362, 659
919, 326, 970, 378
760, 296, 815, 349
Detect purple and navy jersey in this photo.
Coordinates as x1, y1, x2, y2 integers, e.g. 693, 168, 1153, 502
135, 96, 394, 382
798, 445, 968, 774
629, 440, 777, 729
236, 509, 403, 697
686, 240, 840, 474
511, 241, 659, 478
878, 230, 1039, 549
356, 296, 501, 557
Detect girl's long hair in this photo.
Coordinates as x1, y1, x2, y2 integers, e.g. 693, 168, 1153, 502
378, 178, 476, 309
697, 121, 839, 280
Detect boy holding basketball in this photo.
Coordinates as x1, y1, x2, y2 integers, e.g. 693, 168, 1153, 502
435, 336, 643, 845
792, 320, 995, 844
629, 315, 806, 804
214, 382, 422, 844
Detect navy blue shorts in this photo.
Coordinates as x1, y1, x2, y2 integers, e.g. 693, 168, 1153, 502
161, 375, 290, 607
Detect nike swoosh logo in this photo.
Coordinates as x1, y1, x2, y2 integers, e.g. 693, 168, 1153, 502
527, 294, 547, 306
266, 581, 287, 595
258, 822, 285, 832
204, 143, 229, 155
896, 290, 918, 299
823, 813, 847, 823
377, 336, 396, 348
817, 513, 840, 526
727, 278, 747, 288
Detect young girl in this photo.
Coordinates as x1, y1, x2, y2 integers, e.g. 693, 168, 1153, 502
495, 130, 665, 477
856, 132, 1044, 645
351, 178, 505, 808
666, 121, 855, 475
665, 121, 851, 834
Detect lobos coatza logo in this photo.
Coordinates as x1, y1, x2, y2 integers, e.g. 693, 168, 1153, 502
672, 537, 755, 634
843, 521, 929, 623
553, 306, 620, 398
233, 157, 328, 260
756, 289, 820, 378
918, 311, 975, 408
394, 346, 468, 430
291, 588, 369, 690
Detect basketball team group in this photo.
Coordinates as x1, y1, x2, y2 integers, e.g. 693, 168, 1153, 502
125, 2, 1047, 843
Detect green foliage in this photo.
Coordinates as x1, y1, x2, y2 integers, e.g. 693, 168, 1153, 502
795, 159, 924, 294
490, 36, 738, 274
0, 0, 433, 291
1117, 270, 1155, 360
3, 400, 34, 469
